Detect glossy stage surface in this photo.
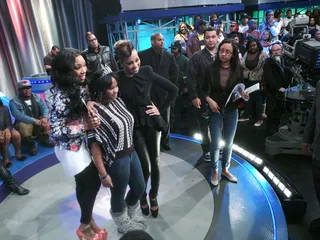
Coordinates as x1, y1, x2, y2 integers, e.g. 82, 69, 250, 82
0, 136, 288, 240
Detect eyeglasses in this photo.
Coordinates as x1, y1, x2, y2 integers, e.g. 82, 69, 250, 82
89, 38, 97, 43
219, 49, 233, 55
21, 87, 31, 90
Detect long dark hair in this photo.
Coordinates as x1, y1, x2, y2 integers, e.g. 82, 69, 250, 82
51, 48, 87, 115
213, 39, 241, 88
89, 70, 119, 102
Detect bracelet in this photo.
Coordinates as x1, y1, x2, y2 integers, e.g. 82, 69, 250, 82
100, 174, 108, 180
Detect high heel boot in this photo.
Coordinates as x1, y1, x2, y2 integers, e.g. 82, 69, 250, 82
0, 165, 30, 195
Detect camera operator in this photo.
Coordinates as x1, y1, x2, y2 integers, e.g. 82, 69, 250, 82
263, 41, 291, 137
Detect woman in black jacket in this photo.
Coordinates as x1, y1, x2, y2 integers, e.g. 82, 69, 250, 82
113, 40, 178, 218
203, 39, 249, 187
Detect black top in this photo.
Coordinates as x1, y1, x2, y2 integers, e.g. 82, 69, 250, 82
117, 66, 178, 129
0, 106, 12, 131
202, 62, 244, 110
245, 53, 260, 70
138, 48, 179, 106
187, 48, 215, 100
263, 57, 290, 96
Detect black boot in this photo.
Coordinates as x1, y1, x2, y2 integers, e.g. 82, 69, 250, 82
23, 136, 37, 156
38, 134, 55, 148
0, 165, 30, 195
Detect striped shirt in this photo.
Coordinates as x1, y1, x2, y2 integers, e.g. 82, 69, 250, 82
88, 98, 134, 167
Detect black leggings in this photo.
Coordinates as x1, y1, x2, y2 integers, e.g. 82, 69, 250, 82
133, 127, 161, 198
75, 161, 101, 224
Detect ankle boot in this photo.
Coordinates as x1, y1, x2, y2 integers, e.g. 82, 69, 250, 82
23, 136, 37, 156
110, 207, 145, 234
39, 134, 55, 147
127, 203, 148, 229
0, 165, 30, 195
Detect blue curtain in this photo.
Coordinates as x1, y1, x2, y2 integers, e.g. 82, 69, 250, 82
0, 0, 94, 98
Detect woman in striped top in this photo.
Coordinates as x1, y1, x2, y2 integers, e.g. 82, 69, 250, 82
88, 70, 149, 234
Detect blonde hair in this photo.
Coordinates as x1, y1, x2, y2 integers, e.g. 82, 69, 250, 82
85, 31, 93, 39
114, 40, 135, 62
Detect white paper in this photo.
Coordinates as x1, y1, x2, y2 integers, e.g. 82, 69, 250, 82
225, 83, 245, 106
245, 83, 260, 94
224, 83, 260, 106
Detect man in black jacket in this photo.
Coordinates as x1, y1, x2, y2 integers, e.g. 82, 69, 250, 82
83, 32, 118, 77
263, 42, 290, 137
138, 33, 179, 151
302, 80, 320, 238
187, 27, 219, 161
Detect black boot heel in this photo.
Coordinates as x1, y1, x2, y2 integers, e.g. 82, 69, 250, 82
140, 196, 150, 216
149, 196, 159, 218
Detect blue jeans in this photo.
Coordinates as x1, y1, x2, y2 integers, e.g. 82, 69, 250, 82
107, 151, 145, 213
210, 109, 238, 170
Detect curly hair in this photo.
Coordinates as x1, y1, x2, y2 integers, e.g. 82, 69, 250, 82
89, 70, 119, 102
51, 48, 87, 116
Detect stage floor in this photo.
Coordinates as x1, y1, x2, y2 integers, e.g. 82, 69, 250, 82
0, 137, 288, 240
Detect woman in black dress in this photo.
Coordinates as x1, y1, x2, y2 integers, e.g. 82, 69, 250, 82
113, 40, 178, 218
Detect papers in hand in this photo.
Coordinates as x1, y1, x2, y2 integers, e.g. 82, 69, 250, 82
225, 83, 260, 106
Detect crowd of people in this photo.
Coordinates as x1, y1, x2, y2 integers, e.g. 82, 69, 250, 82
1, 7, 320, 240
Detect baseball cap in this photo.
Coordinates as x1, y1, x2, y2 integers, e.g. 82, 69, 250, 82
169, 41, 181, 49
194, 19, 207, 29
18, 80, 32, 89
242, 13, 249, 19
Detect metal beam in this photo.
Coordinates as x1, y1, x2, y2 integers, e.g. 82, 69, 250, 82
257, 0, 318, 10
100, 4, 245, 24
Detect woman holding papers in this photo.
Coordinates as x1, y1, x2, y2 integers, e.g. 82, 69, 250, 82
202, 39, 249, 187
239, 39, 268, 127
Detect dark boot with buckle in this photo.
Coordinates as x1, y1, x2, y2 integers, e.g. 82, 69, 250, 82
23, 136, 37, 156
38, 134, 55, 148
0, 165, 30, 195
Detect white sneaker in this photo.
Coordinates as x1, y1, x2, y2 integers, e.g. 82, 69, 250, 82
203, 152, 211, 162
238, 118, 249, 122
254, 120, 263, 127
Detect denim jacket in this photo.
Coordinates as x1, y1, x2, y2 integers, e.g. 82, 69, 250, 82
48, 87, 88, 151
9, 94, 48, 124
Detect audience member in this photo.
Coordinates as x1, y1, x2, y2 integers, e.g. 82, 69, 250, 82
83, 31, 118, 77
43, 45, 59, 75
187, 19, 207, 58
259, 30, 272, 55
0, 99, 26, 168
169, 41, 190, 130
239, 13, 249, 33
239, 39, 268, 127
9, 80, 54, 156
139, 33, 179, 151
244, 20, 260, 39
259, 10, 281, 41
174, 22, 189, 55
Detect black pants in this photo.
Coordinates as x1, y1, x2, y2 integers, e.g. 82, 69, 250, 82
193, 105, 211, 154
312, 159, 320, 206
242, 81, 263, 121
75, 161, 101, 224
266, 96, 283, 137
161, 107, 170, 145
134, 127, 161, 198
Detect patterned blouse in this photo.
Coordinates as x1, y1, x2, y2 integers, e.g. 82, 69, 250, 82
48, 86, 88, 151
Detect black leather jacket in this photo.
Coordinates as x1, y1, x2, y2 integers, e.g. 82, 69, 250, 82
83, 45, 118, 76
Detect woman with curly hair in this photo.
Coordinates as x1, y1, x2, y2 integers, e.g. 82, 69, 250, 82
48, 48, 106, 240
